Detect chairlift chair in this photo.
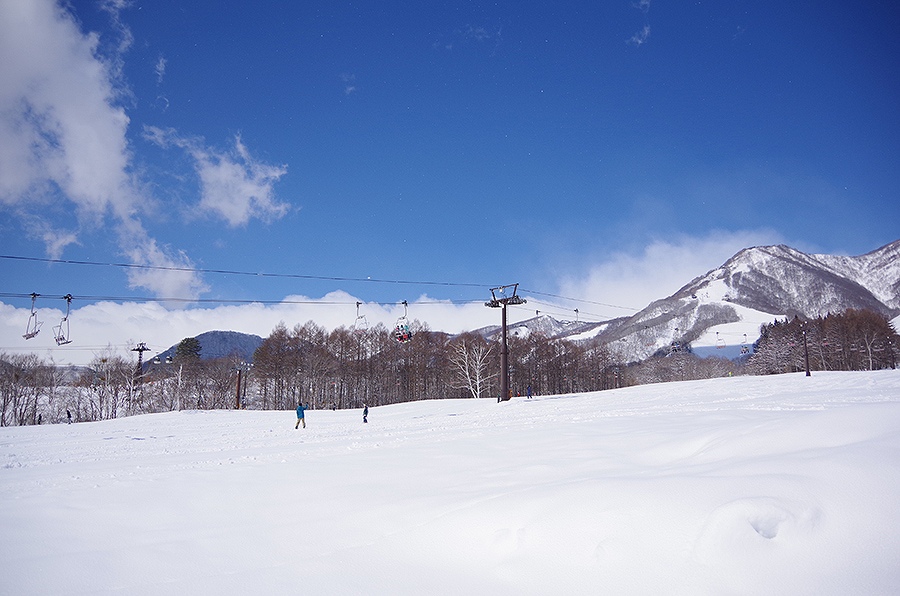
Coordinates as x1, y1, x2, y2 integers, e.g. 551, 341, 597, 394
352, 301, 369, 334
394, 300, 412, 343
716, 332, 726, 349
23, 293, 42, 340
53, 294, 73, 345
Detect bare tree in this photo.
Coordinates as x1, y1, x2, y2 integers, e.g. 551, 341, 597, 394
448, 333, 496, 399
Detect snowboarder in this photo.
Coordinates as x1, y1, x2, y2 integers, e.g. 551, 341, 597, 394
363, 404, 368, 424
295, 402, 307, 429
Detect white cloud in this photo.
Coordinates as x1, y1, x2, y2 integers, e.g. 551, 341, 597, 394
144, 126, 289, 227
0, 0, 207, 299
0, 1, 287, 300
556, 230, 786, 319
115, 218, 209, 301
0, 292, 503, 367
28, 219, 80, 260
0, 0, 133, 218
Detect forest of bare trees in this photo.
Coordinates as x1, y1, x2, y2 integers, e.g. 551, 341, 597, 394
2, 309, 897, 426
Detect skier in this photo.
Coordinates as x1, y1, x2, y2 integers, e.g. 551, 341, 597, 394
527, 384, 533, 399
66, 410, 72, 424
295, 402, 307, 429
363, 404, 368, 424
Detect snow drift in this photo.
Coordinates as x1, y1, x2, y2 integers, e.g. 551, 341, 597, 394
2, 370, 899, 594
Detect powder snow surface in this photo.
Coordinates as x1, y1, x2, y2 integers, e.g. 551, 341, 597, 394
2, 370, 900, 595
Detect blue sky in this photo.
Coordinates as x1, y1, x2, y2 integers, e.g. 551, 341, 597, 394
1, 0, 898, 362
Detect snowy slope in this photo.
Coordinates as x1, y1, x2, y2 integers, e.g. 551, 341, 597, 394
596, 240, 900, 361
2, 370, 900, 594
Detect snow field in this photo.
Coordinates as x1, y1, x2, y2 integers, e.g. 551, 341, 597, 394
2, 370, 900, 594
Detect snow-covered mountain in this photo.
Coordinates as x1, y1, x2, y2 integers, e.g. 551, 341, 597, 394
601, 239, 900, 361
505, 240, 900, 362
477, 314, 609, 343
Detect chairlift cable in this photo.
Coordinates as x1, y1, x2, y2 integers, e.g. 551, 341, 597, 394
0, 254, 487, 289
0, 254, 644, 313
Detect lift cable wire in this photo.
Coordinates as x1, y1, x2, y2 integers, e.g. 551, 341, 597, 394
520, 288, 639, 312
0, 292, 485, 307
509, 302, 610, 324
0, 254, 641, 313
0, 254, 487, 289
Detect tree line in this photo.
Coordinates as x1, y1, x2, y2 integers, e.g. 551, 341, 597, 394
1, 308, 897, 426
748, 309, 898, 374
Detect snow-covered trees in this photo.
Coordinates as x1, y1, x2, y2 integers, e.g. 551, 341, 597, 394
749, 309, 898, 374
0, 354, 57, 426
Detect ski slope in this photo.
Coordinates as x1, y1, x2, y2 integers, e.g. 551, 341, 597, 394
2, 370, 900, 594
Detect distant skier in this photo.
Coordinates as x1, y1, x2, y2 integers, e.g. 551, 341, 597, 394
66, 410, 72, 424
527, 385, 532, 399
295, 402, 307, 429
363, 404, 368, 424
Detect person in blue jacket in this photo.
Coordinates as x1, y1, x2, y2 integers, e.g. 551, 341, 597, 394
295, 402, 307, 429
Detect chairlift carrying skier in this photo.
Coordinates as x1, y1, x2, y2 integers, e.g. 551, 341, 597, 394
394, 300, 412, 343
53, 294, 73, 345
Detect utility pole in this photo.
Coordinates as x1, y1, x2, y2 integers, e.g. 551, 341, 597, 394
802, 322, 811, 377
485, 284, 526, 402
235, 362, 252, 409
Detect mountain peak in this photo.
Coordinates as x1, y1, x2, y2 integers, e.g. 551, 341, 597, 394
575, 239, 900, 363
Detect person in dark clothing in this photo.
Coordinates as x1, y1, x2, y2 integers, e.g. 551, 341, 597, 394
363, 404, 368, 423
66, 410, 72, 424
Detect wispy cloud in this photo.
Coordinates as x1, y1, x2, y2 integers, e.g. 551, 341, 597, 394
154, 55, 167, 84
144, 127, 290, 227
434, 22, 503, 52
340, 73, 357, 95
628, 0, 651, 46
463, 25, 491, 42
628, 24, 651, 46
117, 218, 210, 301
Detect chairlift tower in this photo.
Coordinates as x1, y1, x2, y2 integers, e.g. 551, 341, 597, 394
486, 284, 526, 402
235, 361, 253, 409
132, 342, 150, 385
